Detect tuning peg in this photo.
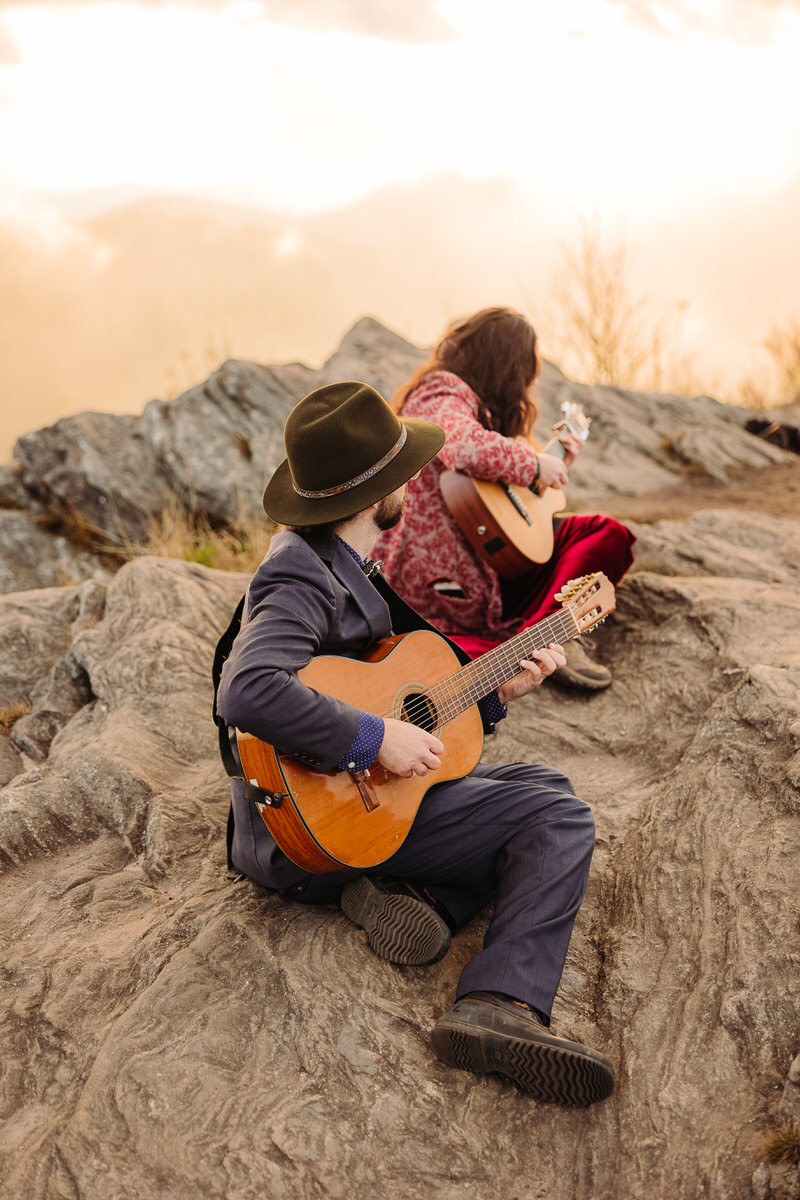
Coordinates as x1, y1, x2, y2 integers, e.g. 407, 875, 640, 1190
555, 573, 592, 603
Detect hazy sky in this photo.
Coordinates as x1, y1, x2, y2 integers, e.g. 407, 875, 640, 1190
2, 0, 798, 217
0, 0, 799, 456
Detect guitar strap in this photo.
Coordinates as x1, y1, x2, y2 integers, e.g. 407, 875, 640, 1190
212, 592, 247, 780
212, 593, 272, 869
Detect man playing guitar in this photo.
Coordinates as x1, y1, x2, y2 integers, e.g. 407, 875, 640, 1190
215, 379, 615, 1107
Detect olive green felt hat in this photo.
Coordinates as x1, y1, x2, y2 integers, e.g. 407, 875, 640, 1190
263, 380, 446, 526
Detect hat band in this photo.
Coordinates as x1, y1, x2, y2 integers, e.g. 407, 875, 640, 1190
291, 426, 408, 499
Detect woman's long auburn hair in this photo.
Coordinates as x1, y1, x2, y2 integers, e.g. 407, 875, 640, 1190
392, 307, 540, 438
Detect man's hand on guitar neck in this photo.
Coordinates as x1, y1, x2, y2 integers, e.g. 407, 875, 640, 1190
497, 643, 566, 706
378, 718, 444, 779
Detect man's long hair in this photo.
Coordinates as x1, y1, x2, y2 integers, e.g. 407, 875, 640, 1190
392, 306, 540, 438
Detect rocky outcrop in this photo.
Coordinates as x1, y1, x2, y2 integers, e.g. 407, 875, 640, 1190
1, 318, 799, 1199
0, 516, 798, 1198
7, 319, 794, 575
559, 376, 791, 500
10, 318, 424, 550
0, 509, 113, 596
627, 508, 800, 583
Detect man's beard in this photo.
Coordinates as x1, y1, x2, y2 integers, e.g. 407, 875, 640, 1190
375, 493, 405, 531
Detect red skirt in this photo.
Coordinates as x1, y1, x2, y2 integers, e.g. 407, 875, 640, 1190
449, 513, 635, 657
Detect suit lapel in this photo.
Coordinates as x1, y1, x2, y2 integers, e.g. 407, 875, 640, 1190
307, 530, 392, 646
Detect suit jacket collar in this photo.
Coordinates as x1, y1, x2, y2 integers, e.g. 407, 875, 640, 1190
303, 528, 392, 645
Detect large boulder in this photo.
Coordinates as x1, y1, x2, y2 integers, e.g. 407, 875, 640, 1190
8, 318, 794, 568
0, 525, 797, 1198
627, 508, 800, 583
0, 509, 113, 596
556, 377, 791, 502
10, 318, 427, 548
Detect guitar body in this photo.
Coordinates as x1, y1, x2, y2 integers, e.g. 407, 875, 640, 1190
236, 630, 484, 874
439, 403, 591, 579
439, 470, 565, 577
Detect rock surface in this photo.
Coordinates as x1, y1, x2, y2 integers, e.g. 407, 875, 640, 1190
10, 318, 421, 549
0, 509, 113, 596
0, 319, 799, 1199
7, 317, 794, 569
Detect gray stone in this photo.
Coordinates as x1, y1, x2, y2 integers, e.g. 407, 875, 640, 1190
7, 318, 795, 582
0, 462, 31, 510
10, 652, 93, 762
0, 583, 84, 710
9, 318, 426, 548
314, 314, 428, 398
627, 509, 800, 583
0, 536, 797, 1199
0, 509, 113, 596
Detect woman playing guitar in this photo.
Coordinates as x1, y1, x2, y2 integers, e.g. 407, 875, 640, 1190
375, 307, 635, 689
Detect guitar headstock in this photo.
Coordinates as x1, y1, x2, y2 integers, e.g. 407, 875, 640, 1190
554, 401, 591, 443
555, 573, 616, 636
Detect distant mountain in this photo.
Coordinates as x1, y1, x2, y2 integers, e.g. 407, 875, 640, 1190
1, 170, 799, 460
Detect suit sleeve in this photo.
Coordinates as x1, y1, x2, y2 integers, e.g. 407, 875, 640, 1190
216, 549, 363, 771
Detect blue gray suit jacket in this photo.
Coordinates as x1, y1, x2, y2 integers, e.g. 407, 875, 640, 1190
216, 528, 500, 890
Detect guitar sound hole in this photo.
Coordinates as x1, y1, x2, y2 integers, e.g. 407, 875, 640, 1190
400, 692, 437, 733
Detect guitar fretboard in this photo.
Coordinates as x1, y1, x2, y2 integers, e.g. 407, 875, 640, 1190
393, 607, 580, 729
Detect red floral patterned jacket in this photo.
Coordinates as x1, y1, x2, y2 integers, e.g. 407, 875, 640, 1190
375, 371, 539, 638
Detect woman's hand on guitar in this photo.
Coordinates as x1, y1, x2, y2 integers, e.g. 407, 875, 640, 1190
536, 452, 570, 490
377, 718, 444, 778
556, 430, 583, 467
496, 643, 566, 705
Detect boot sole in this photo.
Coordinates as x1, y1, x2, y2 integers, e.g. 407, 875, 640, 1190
341, 876, 451, 966
431, 1011, 614, 1106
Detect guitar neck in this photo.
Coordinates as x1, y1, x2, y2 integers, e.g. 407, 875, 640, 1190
428, 608, 581, 724
539, 431, 568, 460
539, 406, 590, 461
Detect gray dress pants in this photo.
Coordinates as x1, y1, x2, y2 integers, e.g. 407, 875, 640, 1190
273, 761, 595, 1019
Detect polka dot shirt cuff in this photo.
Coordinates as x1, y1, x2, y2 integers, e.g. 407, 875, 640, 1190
337, 712, 385, 772
484, 691, 508, 727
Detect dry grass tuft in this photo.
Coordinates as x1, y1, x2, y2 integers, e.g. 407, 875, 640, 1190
35, 491, 270, 575
139, 495, 270, 574
541, 217, 711, 398
35, 508, 129, 564
737, 316, 800, 411
542, 218, 800, 409
760, 1122, 800, 1166
0, 698, 32, 734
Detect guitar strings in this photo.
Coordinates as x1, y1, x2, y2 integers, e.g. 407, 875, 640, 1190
382, 608, 581, 728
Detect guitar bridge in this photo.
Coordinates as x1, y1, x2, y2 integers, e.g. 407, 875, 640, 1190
353, 770, 381, 813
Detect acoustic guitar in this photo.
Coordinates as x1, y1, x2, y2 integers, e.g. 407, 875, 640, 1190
439, 401, 591, 579
237, 572, 615, 874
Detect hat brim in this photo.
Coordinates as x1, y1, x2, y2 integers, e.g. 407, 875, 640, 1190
262, 416, 446, 526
